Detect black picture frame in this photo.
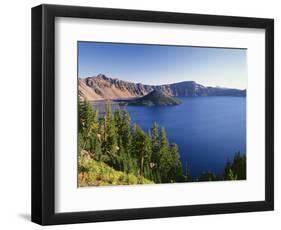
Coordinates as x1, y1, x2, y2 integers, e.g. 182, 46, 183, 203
31, 4, 274, 225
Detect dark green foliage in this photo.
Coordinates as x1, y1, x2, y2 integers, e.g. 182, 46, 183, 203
197, 152, 246, 182
78, 100, 101, 159
104, 102, 118, 154
169, 144, 185, 182
150, 123, 161, 182
198, 172, 218, 182
120, 110, 132, 150
158, 127, 171, 183
129, 90, 182, 106
131, 125, 152, 177
224, 168, 237, 180
78, 100, 185, 184
223, 151, 246, 180
78, 100, 246, 185
147, 127, 183, 183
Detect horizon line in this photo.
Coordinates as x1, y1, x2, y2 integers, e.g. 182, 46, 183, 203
78, 74, 247, 90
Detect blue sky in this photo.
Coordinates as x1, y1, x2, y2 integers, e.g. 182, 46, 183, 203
78, 41, 247, 89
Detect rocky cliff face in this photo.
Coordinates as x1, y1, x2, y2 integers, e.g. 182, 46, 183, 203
79, 74, 246, 101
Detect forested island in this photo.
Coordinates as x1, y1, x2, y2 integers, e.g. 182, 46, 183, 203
126, 90, 182, 106
78, 100, 246, 186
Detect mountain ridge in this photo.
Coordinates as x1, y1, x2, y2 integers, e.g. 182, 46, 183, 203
79, 74, 246, 101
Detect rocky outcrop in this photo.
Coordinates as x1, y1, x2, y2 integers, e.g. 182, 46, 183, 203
79, 74, 246, 101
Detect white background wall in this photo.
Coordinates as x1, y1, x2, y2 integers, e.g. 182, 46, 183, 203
0, 0, 279, 229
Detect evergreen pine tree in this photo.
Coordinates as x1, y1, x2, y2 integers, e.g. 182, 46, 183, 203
78, 100, 99, 153
120, 110, 132, 150
232, 151, 246, 180
159, 127, 172, 183
114, 107, 122, 140
169, 143, 184, 182
225, 168, 237, 180
150, 123, 161, 182
102, 101, 118, 167
131, 125, 152, 177
223, 152, 246, 180
78, 101, 188, 185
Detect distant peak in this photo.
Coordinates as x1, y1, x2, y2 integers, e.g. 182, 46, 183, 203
182, 80, 196, 84
96, 74, 108, 80
148, 89, 164, 95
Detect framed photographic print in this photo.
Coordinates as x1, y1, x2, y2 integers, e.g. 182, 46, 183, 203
31, 4, 274, 225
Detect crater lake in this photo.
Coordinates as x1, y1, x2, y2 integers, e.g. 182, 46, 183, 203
126, 96, 246, 178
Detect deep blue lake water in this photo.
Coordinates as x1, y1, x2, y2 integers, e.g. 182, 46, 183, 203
126, 96, 246, 178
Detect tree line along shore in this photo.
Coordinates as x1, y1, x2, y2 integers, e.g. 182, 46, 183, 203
78, 100, 246, 186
